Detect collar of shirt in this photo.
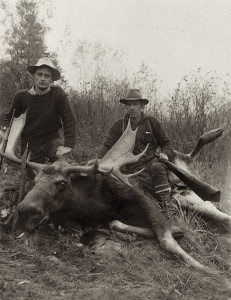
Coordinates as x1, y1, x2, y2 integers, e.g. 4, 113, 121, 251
124, 112, 147, 124
28, 85, 51, 95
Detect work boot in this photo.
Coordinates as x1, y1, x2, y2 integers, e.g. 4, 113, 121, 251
156, 191, 184, 239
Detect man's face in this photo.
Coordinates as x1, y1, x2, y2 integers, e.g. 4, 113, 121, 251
34, 67, 53, 91
125, 100, 143, 120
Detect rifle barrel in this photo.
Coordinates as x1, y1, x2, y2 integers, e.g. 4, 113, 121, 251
0, 109, 16, 169
154, 153, 220, 202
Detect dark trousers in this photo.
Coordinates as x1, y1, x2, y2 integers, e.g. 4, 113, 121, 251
21, 138, 63, 179
128, 158, 170, 196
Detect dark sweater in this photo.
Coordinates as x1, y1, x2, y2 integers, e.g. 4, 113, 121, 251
98, 113, 174, 160
4, 86, 77, 148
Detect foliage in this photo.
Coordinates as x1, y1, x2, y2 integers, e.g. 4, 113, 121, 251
0, 0, 46, 110
67, 61, 231, 204
0, 0, 58, 116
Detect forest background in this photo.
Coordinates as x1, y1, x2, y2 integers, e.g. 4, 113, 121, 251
1, 0, 231, 201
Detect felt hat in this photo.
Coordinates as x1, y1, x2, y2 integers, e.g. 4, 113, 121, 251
119, 89, 149, 104
27, 57, 60, 81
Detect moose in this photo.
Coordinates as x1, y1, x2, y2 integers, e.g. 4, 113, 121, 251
0, 112, 231, 276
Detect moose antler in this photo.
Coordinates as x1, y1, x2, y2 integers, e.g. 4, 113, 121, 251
0, 112, 127, 178
61, 120, 148, 186
0, 114, 147, 185
3, 112, 26, 160
0, 112, 44, 173
98, 120, 149, 186
175, 128, 223, 163
63, 159, 112, 176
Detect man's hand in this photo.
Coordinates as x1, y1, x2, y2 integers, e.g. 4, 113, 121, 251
158, 153, 169, 163
56, 146, 73, 156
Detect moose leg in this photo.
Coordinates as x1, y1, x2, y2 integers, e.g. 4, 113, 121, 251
143, 207, 216, 274
110, 220, 184, 240
142, 201, 218, 274
111, 219, 216, 274
154, 226, 217, 275
110, 220, 153, 237
174, 191, 231, 233
109, 180, 218, 273
136, 189, 219, 274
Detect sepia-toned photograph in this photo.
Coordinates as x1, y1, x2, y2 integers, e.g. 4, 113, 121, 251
0, 1, 231, 299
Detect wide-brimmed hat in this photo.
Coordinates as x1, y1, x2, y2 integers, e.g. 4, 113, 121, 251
119, 89, 149, 105
27, 57, 60, 81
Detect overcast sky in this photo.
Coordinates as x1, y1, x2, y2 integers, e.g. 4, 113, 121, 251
45, 0, 231, 92
2, 0, 231, 94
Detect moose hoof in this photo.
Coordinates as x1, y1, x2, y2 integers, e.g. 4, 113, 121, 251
171, 224, 184, 239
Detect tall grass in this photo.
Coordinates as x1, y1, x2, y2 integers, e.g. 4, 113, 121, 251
67, 66, 231, 214
0, 209, 230, 299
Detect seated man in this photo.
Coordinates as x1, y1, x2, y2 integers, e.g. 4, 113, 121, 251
97, 89, 183, 236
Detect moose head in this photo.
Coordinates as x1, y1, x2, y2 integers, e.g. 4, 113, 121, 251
0, 115, 148, 232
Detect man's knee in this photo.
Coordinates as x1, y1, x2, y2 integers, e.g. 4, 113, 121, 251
149, 161, 167, 175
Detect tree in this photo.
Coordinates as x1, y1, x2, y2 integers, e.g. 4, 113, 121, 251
0, 0, 52, 112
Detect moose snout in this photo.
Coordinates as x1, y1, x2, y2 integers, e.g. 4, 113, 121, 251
14, 197, 47, 232
14, 208, 43, 233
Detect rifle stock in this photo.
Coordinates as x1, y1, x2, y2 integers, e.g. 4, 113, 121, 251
155, 154, 220, 202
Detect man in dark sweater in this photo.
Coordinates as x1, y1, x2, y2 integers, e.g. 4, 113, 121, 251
97, 89, 183, 236
3, 57, 77, 168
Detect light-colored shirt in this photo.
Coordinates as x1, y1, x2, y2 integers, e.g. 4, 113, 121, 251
28, 85, 51, 95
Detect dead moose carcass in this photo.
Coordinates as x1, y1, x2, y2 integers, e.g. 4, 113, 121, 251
0, 114, 231, 276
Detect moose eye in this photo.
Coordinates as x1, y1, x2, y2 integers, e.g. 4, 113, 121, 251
55, 181, 67, 190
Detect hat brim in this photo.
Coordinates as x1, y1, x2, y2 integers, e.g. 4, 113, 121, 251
27, 65, 60, 81
120, 98, 149, 105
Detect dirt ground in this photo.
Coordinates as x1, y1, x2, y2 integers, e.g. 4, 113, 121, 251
1, 213, 231, 299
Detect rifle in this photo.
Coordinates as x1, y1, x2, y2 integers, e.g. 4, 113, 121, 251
0, 109, 15, 169
155, 153, 220, 202
11, 144, 29, 234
